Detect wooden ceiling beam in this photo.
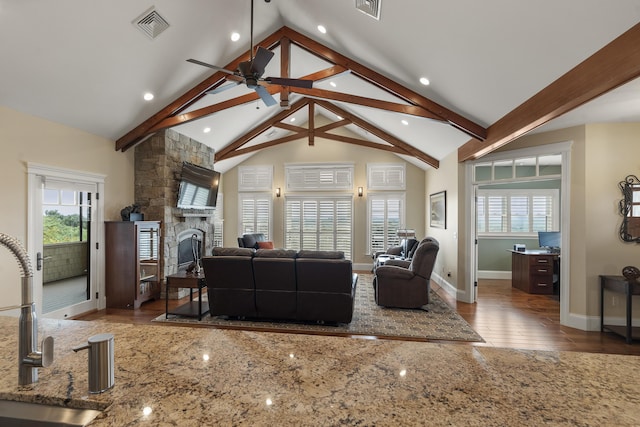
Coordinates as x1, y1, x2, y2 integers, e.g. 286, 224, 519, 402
316, 119, 352, 132
316, 132, 409, 155
281, 26, 486, 141
308, 102, 315, 146
216, 133, 306, 161
128, 65, 347, 141
290, 87, 443, 121
279, 36, 291, 108
458, 21, 640, 162
115, 28, 286, 151
215, 98, 310, 160
315, 99, 439, 168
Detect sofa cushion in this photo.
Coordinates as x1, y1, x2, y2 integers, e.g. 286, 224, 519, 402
297, 250, 344, 259
255, 249, 297, 258
257, 241, 275, 249
212, 247, 255, 257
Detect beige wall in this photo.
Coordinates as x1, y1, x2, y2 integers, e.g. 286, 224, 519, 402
583, 123, 640, 320
425, 151, 459, 290
0, 106, 134, 309
467, 123, 640, 326
221, 121, 426, 267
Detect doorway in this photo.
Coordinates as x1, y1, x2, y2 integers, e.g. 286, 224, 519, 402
27, 163, 105, 319
465, 141, 571, 326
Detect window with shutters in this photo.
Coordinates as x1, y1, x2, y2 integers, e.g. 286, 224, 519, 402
238, 193, 272, 239
367, 193, 405, 255
477, 189, 559, 236
284, 196, 353, 259
212, 193, 224, 247
285, 163, 353, 191
237, 166, 272, 239
238, 165, 273, 192
367, 163, 406, 190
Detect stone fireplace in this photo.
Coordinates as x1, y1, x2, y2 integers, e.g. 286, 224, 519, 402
134, 129, 217, 299
177, 228, 204, 271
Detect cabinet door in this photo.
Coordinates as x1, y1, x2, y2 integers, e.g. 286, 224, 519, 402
105, 222, 137, 308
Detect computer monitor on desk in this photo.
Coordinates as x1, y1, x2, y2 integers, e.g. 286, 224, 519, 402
538, 231, 561, 254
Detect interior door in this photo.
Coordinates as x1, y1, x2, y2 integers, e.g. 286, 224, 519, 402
39, 179, 97, 318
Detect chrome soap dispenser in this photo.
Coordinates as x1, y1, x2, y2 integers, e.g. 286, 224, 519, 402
73, 333, 115, 393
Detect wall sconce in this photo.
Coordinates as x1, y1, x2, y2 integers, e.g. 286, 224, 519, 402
276, 187, 281, 198
358, 187, 363, 197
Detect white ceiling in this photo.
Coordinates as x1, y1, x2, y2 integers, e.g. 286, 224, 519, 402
1, 0, 639, 172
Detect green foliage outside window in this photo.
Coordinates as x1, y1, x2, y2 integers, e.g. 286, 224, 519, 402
43, 210, 87, 244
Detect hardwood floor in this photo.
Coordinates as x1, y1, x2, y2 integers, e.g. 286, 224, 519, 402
76, 277, 640, 356
434, 279, 640, 356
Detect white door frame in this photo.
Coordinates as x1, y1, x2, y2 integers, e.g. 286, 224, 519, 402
27, 163, 106, 318
464, 141, 572, 326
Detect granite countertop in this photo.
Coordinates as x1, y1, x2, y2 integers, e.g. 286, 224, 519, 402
1, 316, 639, 426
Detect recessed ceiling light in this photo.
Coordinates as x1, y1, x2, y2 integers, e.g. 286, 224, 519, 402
203, 127, 211, 133
330, 81, 337, 88
419, 77, 430, 86
231, 32, 240, 42
290, 117, 296, 122
336, 115, 343, 120
317, 25, 327, 34
401, 119, 409, 125
143, 92, 154, 101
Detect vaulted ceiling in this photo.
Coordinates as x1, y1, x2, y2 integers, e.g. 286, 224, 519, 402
2, 1, 640, 173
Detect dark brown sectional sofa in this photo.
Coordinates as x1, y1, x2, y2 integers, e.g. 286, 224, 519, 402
201, 248, 358, 324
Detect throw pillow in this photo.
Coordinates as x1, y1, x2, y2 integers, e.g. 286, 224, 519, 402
257, 241, 274, 249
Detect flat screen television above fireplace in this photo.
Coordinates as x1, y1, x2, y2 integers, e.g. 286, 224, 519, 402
177, 162, 220, 209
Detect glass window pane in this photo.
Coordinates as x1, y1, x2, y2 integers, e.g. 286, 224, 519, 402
515, 157, 536, 178
60, 190, 76, 206
474, 163, 492, 182
494, 160, 513, 180
539, 154, 562, 176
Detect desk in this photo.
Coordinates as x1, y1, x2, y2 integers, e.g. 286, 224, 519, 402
600, 275, 640, 344
165, 271, 209, 320
510, 250, 559, 294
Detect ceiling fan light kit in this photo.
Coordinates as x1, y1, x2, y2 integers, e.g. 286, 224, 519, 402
187, 0, 312, 107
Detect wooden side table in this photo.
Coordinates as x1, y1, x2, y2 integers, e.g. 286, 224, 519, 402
165, 271, 209, 320
600, 275, 640, 343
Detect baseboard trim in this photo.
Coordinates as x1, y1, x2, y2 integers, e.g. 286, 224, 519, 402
478, 270, 512, 280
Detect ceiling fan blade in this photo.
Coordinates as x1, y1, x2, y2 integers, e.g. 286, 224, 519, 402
186, 58, 237, 76
250, 47, 274, 76
254, 85, 277, 107
206, 81, 242, 95
266, 77, 313, 89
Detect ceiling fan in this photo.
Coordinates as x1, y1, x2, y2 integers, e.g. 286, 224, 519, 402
187, 0, 313, 107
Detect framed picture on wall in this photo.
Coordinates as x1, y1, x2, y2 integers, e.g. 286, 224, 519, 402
430, 191, 446, 229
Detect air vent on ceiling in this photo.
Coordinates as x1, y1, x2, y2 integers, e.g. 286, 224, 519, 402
355, 0, 381, 20
133, 7, 170, 40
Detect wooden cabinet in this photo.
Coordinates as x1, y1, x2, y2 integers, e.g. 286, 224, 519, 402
105, 221, 162, 309
511, 250, 558, 294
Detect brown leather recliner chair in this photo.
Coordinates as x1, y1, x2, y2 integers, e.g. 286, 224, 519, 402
372, 238, 419, 261
373, 238, 439, 308
237, 233, 266, 249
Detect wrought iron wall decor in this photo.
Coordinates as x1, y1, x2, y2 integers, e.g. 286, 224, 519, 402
618, 174, 640, 242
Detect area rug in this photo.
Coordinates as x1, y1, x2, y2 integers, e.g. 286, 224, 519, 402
153, 274, 484, 342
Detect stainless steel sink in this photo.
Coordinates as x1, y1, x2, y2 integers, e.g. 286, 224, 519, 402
0, 400, 102, 426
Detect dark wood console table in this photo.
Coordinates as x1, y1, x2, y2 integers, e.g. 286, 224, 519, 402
165, 271, 208, 320
600, 275, 640, 343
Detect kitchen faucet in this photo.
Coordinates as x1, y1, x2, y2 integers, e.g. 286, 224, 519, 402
0, 233, 54, 385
